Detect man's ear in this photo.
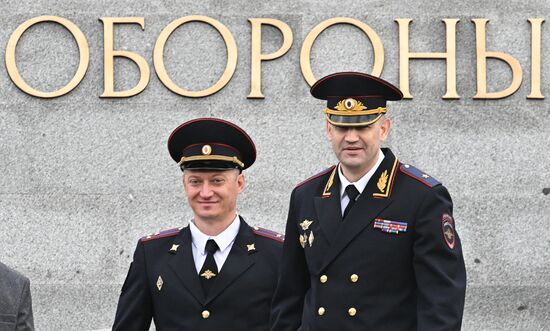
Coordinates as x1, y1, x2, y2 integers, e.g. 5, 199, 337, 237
379, 117, 392, 142
325, 121, 333, 141
237, 172, 245, 193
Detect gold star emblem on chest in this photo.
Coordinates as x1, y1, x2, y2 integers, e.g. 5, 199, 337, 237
200, 269, 217, 280
247, 243, 256, 252
170, 244, 180, 252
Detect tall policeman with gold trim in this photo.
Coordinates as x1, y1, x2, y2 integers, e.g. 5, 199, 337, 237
113, 118, 283, 331
270, 73, 466, 331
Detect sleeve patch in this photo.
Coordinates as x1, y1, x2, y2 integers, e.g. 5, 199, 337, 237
399, 163, 441, 188
441, 214, 456, 250
252, 226, 284, 243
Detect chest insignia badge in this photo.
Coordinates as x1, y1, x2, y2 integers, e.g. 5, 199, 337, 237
156, 276, 164, 291
300, 219, 313, 231
201, 269, 217, 280
299, 234, 306, 248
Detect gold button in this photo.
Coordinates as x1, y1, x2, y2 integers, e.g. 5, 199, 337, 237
320, 275, 328, 283
350, 274, 359, 283
202, 310, 210, 319
318, 307, 326, 316
348, 308, 357, 316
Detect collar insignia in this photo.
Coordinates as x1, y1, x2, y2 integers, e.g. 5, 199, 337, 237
322, 167, 336, 197
377, 170, 388, 192
373, 159, 399, 199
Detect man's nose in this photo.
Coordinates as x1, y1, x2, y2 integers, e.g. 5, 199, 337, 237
344, 128, 360, 142
199, 183, 214, 198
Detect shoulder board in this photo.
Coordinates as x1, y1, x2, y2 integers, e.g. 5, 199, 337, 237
399, 163, 441, 188
140, 227, 182, 242
295, 165, 336, 188
252, 226, 284, 243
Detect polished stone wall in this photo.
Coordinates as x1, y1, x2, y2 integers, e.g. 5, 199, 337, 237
0, 1, 548, 330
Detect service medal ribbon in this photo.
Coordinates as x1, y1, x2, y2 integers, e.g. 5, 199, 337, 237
374, 219, 408, 234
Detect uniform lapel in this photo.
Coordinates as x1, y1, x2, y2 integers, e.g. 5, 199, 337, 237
313, 166, 342, 245
205, 217, 255, 304
167, 227, 206, 304
321, 149, 397, 270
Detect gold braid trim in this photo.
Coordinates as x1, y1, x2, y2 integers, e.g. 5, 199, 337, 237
322, 166, 337, 197
323, 107, 387, 116
178, 155, 244, 168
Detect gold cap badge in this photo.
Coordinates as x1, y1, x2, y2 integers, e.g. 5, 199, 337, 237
201, 144, 212, 155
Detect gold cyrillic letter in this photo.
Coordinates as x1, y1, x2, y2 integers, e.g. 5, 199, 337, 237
396, 18, 459, 99
248, 18, 293, 99
5, 16, 89, 98
473, 19, 523, 99
153, 15, 237, 98
300, 17, 384, 86
528, 18, 544, 99
100, 17, 150, 98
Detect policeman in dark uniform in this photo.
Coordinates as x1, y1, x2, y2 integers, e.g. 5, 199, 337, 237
270, 72, 466, 331
113, 118, 283, 331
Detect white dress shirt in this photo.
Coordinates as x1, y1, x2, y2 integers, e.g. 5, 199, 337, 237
189, 214, 240, 274
338, 149, 385, 216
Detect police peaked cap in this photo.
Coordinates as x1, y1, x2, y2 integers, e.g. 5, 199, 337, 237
311, 72, 403, 126
168, 118, 256, 171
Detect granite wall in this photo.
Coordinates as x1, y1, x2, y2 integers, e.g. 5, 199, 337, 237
0, 0, 548, 330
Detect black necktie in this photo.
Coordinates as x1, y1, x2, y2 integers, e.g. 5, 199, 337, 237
199, 239, 219, 295
343, 185, 360, 219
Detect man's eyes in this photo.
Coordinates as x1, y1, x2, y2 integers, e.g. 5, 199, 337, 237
188, 178, 225, 185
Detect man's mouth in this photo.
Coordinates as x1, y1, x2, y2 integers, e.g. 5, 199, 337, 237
343, 146, 362, 151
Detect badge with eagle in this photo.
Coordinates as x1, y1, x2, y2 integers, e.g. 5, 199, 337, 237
298, 219, 315, 248
441, 214, 456, 249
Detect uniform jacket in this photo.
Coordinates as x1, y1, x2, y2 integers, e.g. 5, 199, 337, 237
270, 148, 466, 331
0, 262, 34, 331
113, 216, 283, 331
